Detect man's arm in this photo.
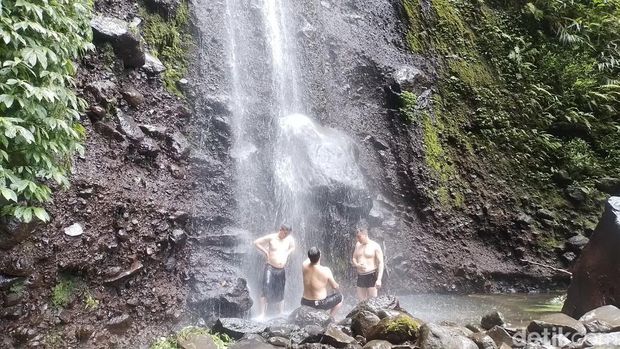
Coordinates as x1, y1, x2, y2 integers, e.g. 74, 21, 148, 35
327, 269, 339, 290
351, 242, 360, 267
253, 235, 271, 257
375, 243, 384, 288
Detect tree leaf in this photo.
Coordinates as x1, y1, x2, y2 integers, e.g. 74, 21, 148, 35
1, 187, 18, 202
33, 207, 49, 222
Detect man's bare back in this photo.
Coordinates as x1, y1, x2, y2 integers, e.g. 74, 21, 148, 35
302, 259, 337, 300
300, 247, 342, 317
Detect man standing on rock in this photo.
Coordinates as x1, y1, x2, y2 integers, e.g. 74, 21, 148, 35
301, 247, 343, 318
352, 224, 384, 301
253, 224, 295, 319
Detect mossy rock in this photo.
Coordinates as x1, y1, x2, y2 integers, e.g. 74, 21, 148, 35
366, 314, 422, 344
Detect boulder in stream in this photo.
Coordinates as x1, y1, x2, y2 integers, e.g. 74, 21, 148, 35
562, 196, 620, 318
417, 323, 478, 349
365, 314, 421, 344
526, 313, 586, 337
289, 306, 332, 328
347, 295, 402, 318
578, 305, 620, 333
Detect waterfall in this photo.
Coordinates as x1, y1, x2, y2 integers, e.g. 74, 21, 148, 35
219, 0, 370, 314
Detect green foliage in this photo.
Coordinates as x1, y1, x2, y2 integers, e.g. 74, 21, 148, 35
51, 275, 76, 308
83, 290, 99, 310
384, 314, 420, 337
0, 0, 93, 222
149, 327, 232, 349
399, 91, 418, 123
400, 0, 620, 217
140, 1, 192, 96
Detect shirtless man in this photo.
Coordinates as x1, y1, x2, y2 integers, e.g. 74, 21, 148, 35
352, 225, 384, 301
301, 247, 343, 318
253, 224, 295, 318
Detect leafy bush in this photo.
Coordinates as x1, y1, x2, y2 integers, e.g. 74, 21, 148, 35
0, 0, 93, 222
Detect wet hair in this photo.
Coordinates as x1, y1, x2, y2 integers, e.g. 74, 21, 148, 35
308, 247, 320, 264
356, 220, 369, 235
280, 224, 292, 233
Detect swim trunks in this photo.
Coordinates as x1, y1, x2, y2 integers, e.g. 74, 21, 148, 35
262, 264, 286, 303
357, 270, 378, 288
301, 292, 343, 310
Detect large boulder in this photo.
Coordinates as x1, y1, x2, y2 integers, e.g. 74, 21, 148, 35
289, 306, 332, 328
362, 340, 392, 349
347, 295, 402, 318
228, 339, 278, 349
212, 318, 266, 340
366, 314, 421, 344
189, 277, 253, 319
142, 53, 166, 75
417, 323, 478, 349
563, 197, 620, 318
526, 313, 586, 337
578, 305, 620, 333
351, 310, 381, 338
480, 311, 505, 330
91, 16, 145, 68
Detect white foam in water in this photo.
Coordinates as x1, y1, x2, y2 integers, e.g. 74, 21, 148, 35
230, 141, 258, 160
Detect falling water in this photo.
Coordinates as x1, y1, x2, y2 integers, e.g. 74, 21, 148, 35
221, 0, 369, 313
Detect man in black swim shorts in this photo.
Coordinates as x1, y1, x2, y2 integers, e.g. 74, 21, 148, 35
301, 247, 343, 317
352, 223, 384, 301
254, 224, 295, 319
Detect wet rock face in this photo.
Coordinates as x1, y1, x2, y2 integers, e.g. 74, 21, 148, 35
189, 277, 253, 319
563, 196, 620, 318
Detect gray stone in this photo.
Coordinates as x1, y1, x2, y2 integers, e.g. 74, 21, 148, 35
121, 87, 145, 108
137, 138, 160, 158
212, 318, 266, 340
64, 223, 83, 237
351, 310, 381, 338
140, 124, 168, 139
106, 314, 132, 334
93, 121, 125, 141
562, 251, 577, 264
91, 16, 145, 68
418, 323, 478, 349
266, 324, 301, 339
583, 332, 620, 347
578, 305, 620, 333
481, 311, 505, 330
536, 209, 556, 221
267, 336, 289, 347
347, 295, 401, 318
142, 53, 166, 75
84, 80, 117, 104
168, 131, 191, 159
289, 306, 332, 328
322, 326, 356, 348
566, 234, 589, 252
115, 111, 145, 143
526, 313, 586, 337
469, 332, 497, 349
363, 340, 392, 349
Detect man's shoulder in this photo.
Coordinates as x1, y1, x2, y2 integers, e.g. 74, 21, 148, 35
371, 240, 382, 250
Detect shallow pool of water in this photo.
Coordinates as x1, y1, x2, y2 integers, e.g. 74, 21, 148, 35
398, 293, 566, 327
